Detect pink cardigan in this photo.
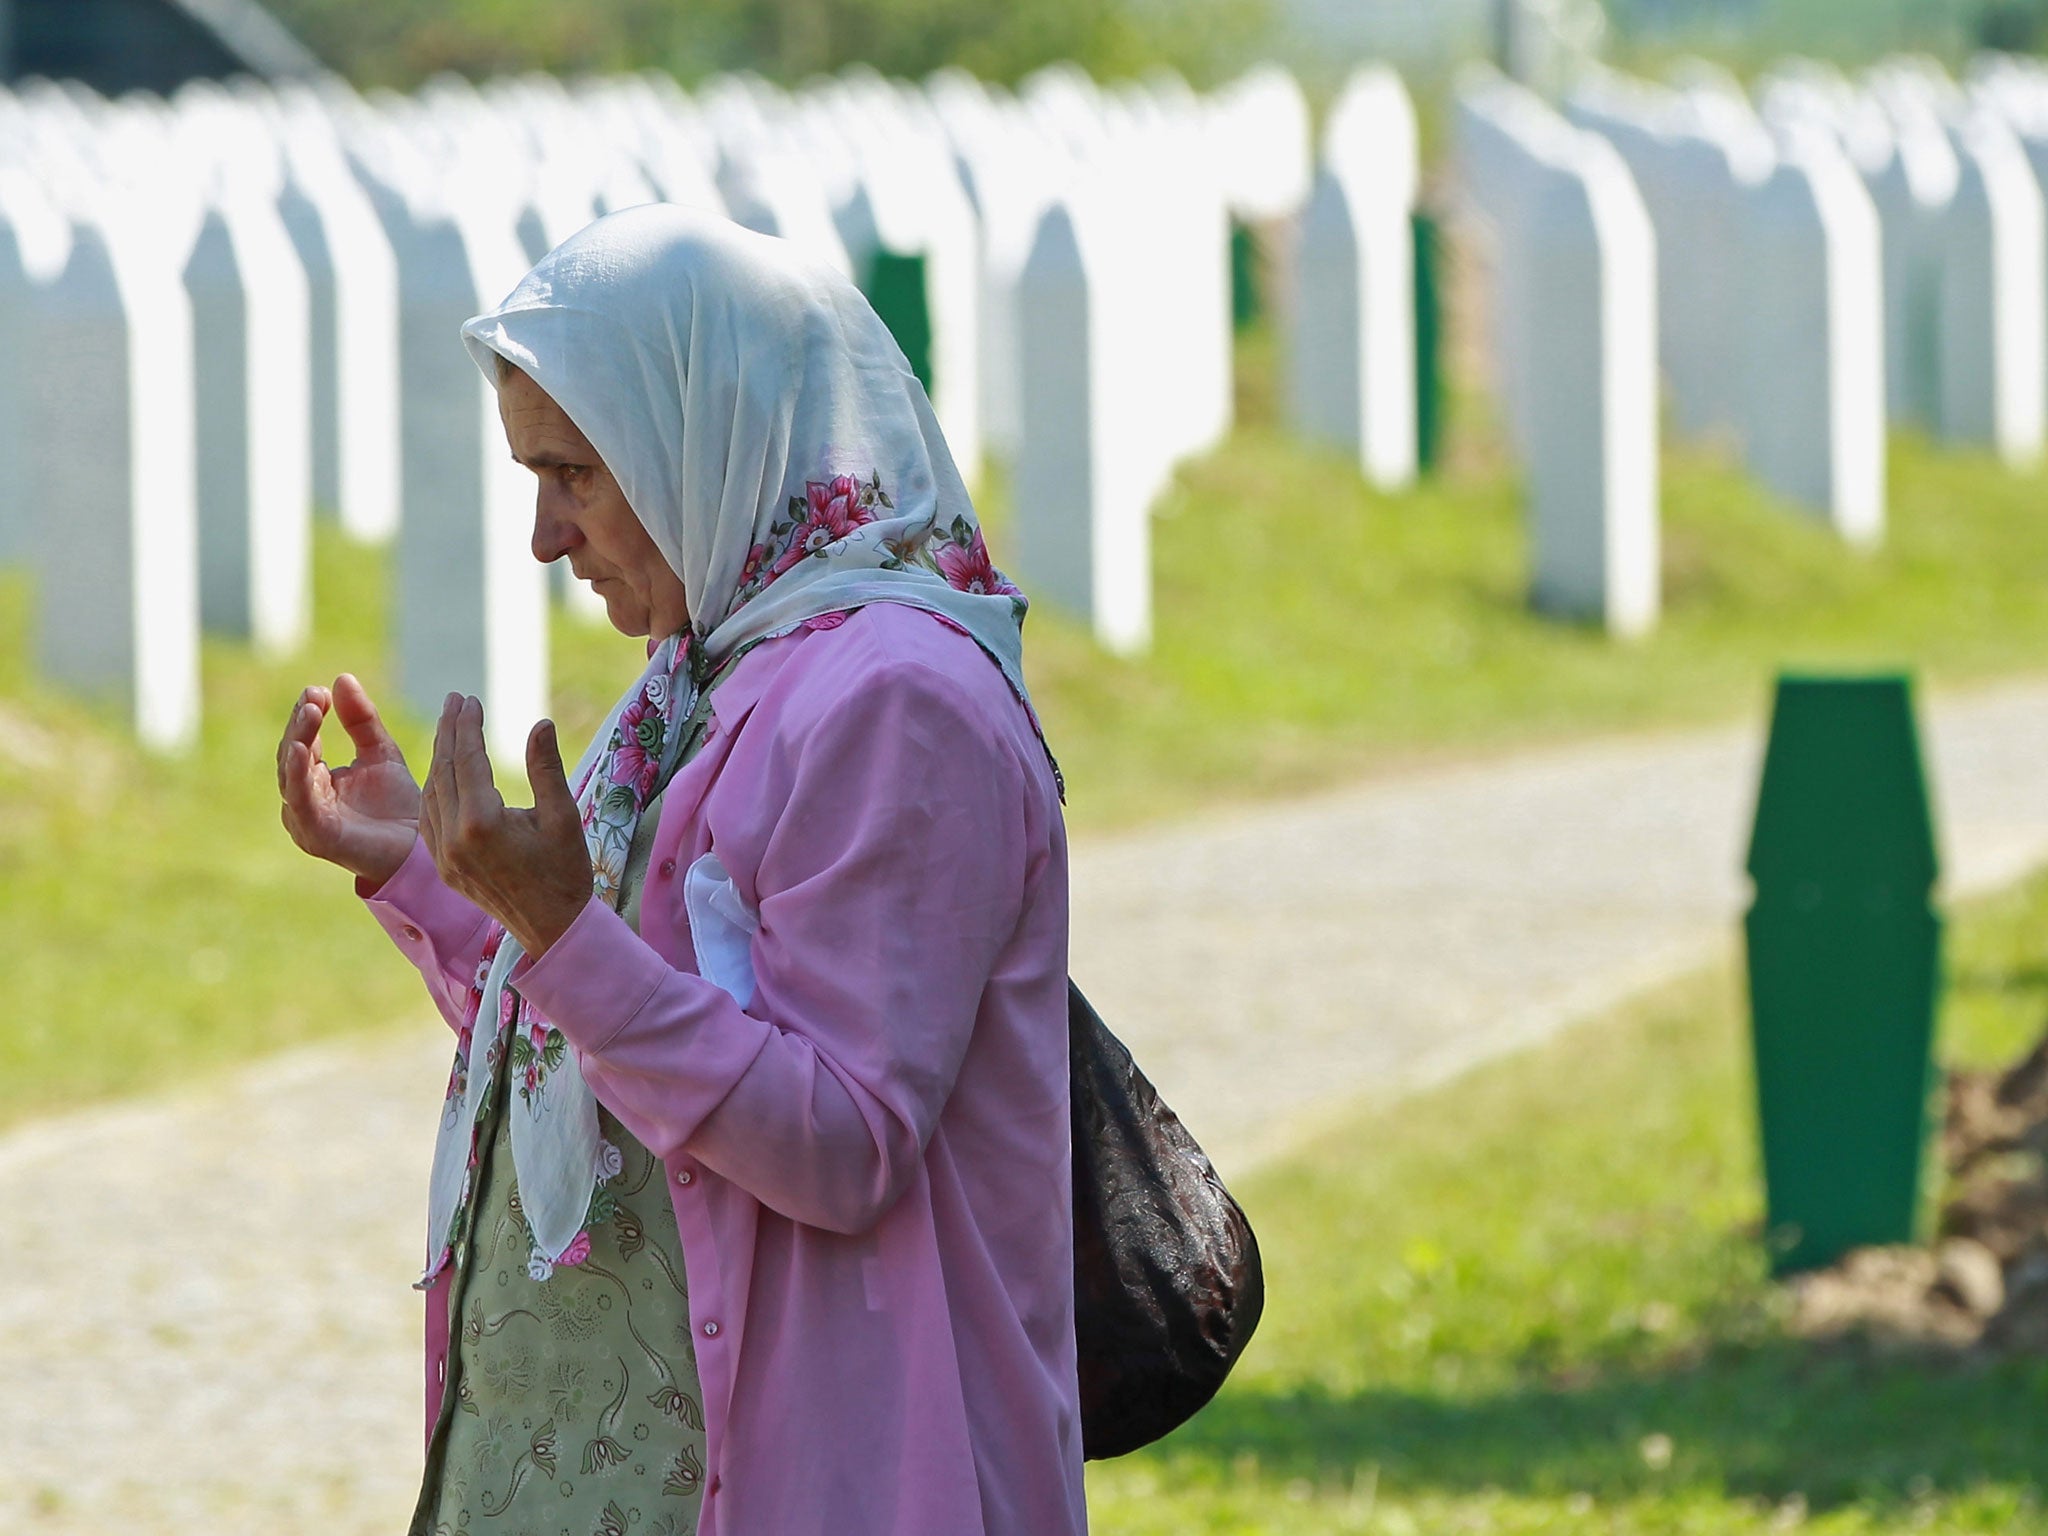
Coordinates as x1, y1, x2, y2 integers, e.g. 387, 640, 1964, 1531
366, 604, 1086, 1536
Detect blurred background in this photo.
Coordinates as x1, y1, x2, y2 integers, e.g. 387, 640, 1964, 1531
5, 0, 2048, 1532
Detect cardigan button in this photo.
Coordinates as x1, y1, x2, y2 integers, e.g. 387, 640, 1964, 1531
702, 1320, 720, 1338
401, 925, 423, 943
658, 858, 677, 878
674, 1167, 693, 1186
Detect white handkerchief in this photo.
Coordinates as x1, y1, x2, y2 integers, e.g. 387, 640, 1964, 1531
684, 850, 759, 1009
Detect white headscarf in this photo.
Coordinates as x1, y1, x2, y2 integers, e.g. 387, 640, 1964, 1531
419, 205, 1042, 1282
460, 201, 1030, 694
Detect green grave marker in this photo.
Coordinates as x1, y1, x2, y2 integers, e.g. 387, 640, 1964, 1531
1744, 674, 1942, 1275
862, 248, 935, 394
1230, 219, 1260, 331
1413, 208, 1444, 474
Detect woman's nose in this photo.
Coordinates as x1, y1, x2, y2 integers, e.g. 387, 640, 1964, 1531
531, 493, 582, 565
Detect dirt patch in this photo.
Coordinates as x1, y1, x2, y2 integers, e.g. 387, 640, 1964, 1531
1787, 1033, 2048, 1356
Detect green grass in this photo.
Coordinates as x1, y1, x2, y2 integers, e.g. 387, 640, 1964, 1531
1025, 412, 2048, 828
1082, 872, 2048, 1535
6, 334, 2048, 1124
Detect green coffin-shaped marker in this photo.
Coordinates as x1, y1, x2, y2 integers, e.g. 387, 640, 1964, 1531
1744, 674, 1942, 1275
1413, 209, 1443, 475
863, 248, 935, 396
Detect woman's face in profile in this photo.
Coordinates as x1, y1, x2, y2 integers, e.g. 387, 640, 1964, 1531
497, 365, 692, 639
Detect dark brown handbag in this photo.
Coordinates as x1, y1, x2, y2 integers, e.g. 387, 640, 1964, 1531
1068, 979, 1265, 1459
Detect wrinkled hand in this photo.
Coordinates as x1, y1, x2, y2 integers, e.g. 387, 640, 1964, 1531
278, 674, 421, 889
420, 694, 593, 958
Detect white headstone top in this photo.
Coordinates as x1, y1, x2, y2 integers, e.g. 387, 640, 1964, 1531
278, 111, 402, 540
34, 204, 202, 750
1015, 182, 1152, 655
1938, 111, 2047, 464
1208, 63, 1313, 222
0, 171, 73, 566
1740, 124, 1887, 542
184, 178, 315, 655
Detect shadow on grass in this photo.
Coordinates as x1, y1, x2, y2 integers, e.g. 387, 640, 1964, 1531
1147, 1343, 2048, 1513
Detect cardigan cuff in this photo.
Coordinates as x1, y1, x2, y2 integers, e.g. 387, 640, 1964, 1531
362, 835, 493, 976
512, 896, 672, 1053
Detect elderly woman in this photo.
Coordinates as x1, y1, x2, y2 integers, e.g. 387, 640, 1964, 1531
276, 207, 1084, 1535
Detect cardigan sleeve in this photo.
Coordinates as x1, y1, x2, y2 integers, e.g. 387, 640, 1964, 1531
512, 656, 1031, 1235
361, 833, 497, 1034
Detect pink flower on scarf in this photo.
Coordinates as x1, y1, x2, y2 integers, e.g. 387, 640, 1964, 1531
610, 695, 662, 800
738, 541, 774, 590
556, 1230, 593, 1267
775, 474, 878, 575
808, 474, 870, 536
935, 529, 1020, 598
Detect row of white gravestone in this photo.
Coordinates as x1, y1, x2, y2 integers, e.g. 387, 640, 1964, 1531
1007, 62, 1327, 653
1456, 71, 1661, 638
1564, 69, 1886, 546
1756, 58, 2048, 469
1461, 55, 2048, 642
0, 61, 1323, 745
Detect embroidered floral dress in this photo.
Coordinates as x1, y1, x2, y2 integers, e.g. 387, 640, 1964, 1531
412, 785, 708, 1536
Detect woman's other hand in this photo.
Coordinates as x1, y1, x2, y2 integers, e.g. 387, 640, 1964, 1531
278, 674, 422, 889
421, 695, 592, 958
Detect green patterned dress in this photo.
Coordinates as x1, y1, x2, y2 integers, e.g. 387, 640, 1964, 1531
411, 789, 709, 1536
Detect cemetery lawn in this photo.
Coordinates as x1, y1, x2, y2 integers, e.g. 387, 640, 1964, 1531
1083, 868, 2048, 1535
6, 410, 2048, 1121
1023, 420, 2048, 830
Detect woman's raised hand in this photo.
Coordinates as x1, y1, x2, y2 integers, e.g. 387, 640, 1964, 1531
277, 673, 422, 889
420, 694, 593, 958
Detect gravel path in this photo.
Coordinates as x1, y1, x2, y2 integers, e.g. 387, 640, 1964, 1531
8, 678, 2048, 1533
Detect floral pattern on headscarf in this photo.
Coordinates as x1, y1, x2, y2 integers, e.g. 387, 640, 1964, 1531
733, 471, 893, 610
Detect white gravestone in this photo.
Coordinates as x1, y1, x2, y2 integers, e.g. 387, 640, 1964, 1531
1015, 191, 1150, 656
1739, 127, 1887, 543
1210, 63, 1313, 223
33, 210, 202, 750
1670, 91, 1781, 436
1290, 162, 1417, 489
1520, 133, 1660, 635
1463, 76, 1659, 636
1138, 92, 1235, 463
0, 171, 72, 565
1567, 76, 1773, 441
1989, 84, 2048, 436
388, 190, 547, 760
952, 124, 1062, 462
1939, 115, 2047, 465
1456, 76, 1565, 458
1085, 128, 1219, 518
1863, 109, 1956, 431
278, 119, 402, 542
184, 176, 315, 654
1291, 69, 1419, 490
